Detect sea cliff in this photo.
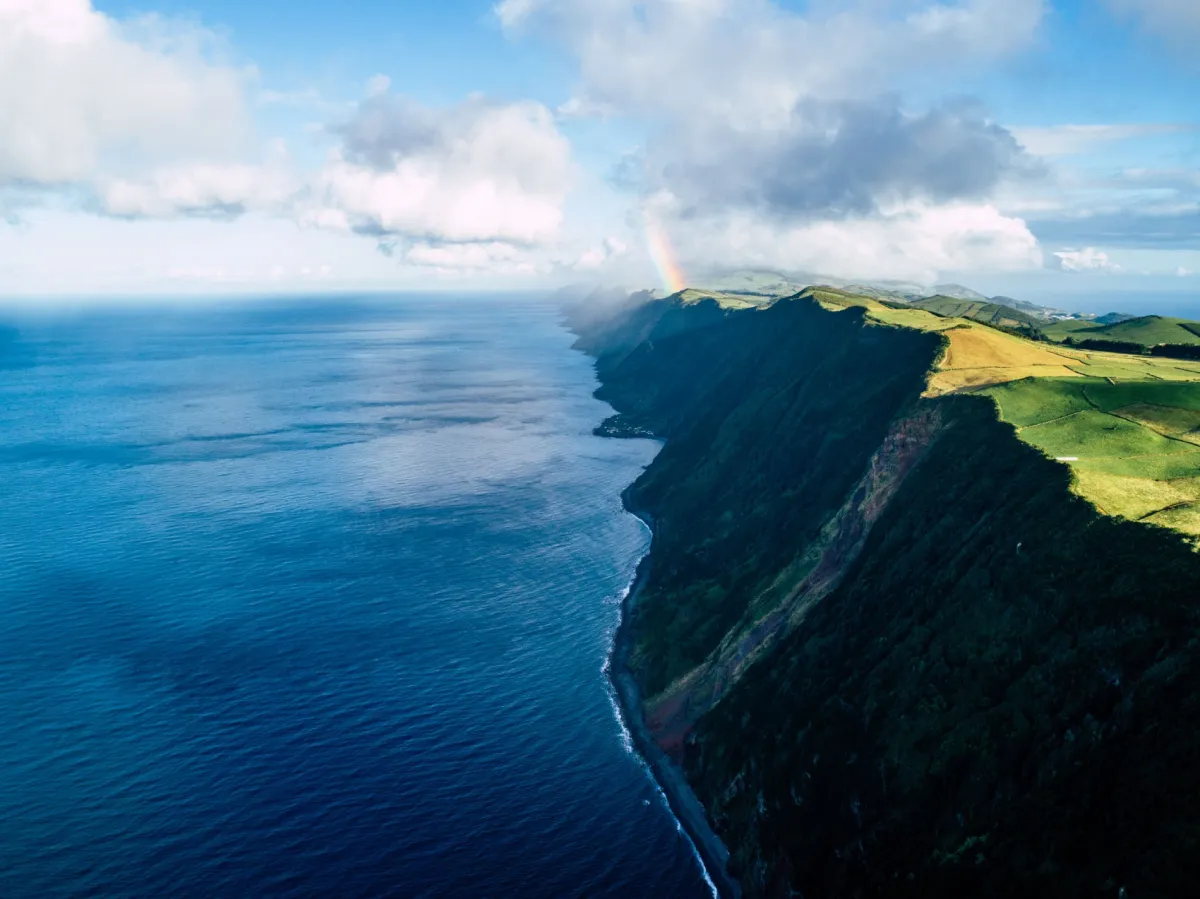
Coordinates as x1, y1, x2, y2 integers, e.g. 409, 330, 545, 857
572, 290, 1200, 898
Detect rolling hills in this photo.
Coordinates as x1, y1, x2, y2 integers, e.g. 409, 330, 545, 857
1043, 315, 1200, 348
907, 295, 1045, 333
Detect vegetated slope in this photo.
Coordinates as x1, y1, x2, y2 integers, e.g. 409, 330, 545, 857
1046, 315, 1200, 348
595, 295, 939, 697
993, 295, 1054, 316
1038, 318, 1102, 341
577, 290, 1200, 899
685, 393, 1200, 898
909, 295, 1044, 332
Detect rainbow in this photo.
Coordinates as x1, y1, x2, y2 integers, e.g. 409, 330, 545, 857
644, 213, 686, 295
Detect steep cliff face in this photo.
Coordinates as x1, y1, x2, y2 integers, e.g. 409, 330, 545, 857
593, 297, 940, 700
645, 404, 944, 756
576, 293, 1200, 898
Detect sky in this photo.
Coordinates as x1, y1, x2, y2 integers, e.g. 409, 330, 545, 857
0, 0, 1197, 307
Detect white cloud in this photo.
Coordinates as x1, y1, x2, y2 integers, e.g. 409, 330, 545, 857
1051, 247, 1122, 273
573, 237, 628, 271
300, 92, 572, 246
1012, 123, 1195, 157
642, 100, 1036, 220
0, 0, 252, 187
499, 0, 1045, 123
499, 0, 1047, 282
1179, 266, 1195, 277
395, 236, 631, 277
665, 201, 1043, 283
258, 87, 353, 117
404, 241, 538, 274
555, 96, 618, 121
97, 149, 296, 218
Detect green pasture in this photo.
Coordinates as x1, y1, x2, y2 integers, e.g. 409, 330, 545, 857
975, 375, 1200, 535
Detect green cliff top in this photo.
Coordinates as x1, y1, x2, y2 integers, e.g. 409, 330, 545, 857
807, 285, 1200, 538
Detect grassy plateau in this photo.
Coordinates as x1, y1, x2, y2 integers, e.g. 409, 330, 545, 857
808, 286, 1200, 537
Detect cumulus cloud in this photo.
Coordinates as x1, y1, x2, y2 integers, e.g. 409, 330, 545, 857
0, 0, 251, 187
499, 0, 1045, 123
300, 91, 572, 246
1179, 266, 1195, 277
669, 201, 1043, 283
96, 143, 297, 218
1050, 247, 1122, 273
499, 0, 1048, 281
649, 99, 1036, 220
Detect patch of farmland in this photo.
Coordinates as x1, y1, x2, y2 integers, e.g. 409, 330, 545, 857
1019, 410, 1180, 458
1143, 503, 1200, 535
1071, 452, 1200, 480
926, 365, 1081, 396
1073, 470, 1200, 521
978, 378, 1096, 427
1082, 381, 1200, 413
939, 326, 1071, 371
1063, 359, 1159, 380
1111, 404, 1200, 444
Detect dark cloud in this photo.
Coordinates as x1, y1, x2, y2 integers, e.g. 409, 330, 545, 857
648, 98, 1040, 220
336, 95, 448, 170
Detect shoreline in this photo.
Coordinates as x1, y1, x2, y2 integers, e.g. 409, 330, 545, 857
609, 487, 742, 899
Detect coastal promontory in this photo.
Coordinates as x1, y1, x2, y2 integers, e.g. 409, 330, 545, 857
573, 286, 1200, 898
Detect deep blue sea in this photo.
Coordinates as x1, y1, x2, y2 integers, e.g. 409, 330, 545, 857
0, 297, 712, 898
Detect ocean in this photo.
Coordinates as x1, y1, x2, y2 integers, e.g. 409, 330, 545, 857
0, 296, 713, 897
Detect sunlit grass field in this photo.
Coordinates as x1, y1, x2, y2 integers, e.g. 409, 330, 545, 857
800, 285, 1200, 538
978, 378, 1200, 535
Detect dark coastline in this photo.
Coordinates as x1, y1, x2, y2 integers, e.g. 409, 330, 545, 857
610, 487, 742, 899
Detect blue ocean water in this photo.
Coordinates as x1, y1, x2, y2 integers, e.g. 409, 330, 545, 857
0, 297, 712, 898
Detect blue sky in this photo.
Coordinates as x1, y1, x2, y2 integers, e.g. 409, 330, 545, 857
96, 0, 570, 105
1, 0, 1197, 307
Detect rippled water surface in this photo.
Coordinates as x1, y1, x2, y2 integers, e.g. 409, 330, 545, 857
0, 297, 711, 898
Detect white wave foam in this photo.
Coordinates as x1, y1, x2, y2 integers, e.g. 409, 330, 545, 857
604, 672, 635, 756
604, 580, 633, 607
602, 559, 720, 899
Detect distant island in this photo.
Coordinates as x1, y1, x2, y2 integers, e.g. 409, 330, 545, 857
567, 281, 1200, 898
